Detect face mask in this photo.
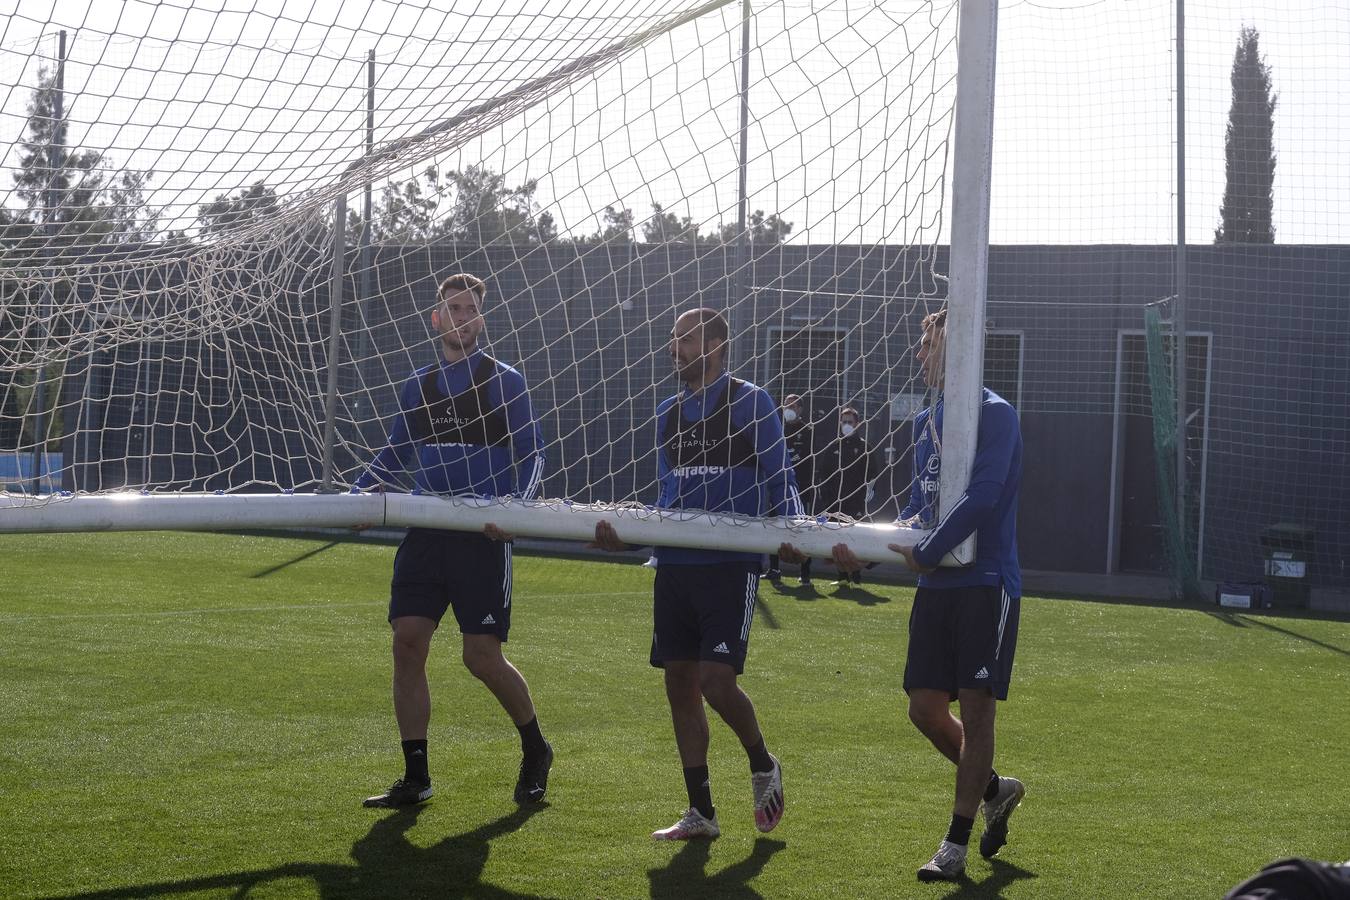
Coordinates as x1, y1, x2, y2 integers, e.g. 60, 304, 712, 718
841, 423, 856, 437
783, 409, 798, 423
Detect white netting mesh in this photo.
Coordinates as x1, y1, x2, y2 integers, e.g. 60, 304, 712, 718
3, 0, 1347, 599
0, 0, 957, 527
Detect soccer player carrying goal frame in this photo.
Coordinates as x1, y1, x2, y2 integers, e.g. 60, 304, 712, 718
592, 307, 802, 840
352, 273, 553, 810
788, 307, 1026, 881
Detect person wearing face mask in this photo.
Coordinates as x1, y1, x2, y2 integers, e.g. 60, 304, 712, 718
766, 394, 818, 585
818, 407, 877, 587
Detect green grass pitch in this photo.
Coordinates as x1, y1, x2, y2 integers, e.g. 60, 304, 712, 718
1, 532, 1346, 899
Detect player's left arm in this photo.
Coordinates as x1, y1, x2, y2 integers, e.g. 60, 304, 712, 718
353, 373, 420, 490
748, 387, 803, 517
499, 367, 546, 500
654, 399, 678, 509
593, 400, 673, 552
912, 401, 1018, 568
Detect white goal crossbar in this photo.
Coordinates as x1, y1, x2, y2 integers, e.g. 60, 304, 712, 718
0, 493, 918, 562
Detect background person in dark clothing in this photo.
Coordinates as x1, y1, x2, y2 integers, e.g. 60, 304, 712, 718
766, 394, 817, 585
818, 406, 876, 586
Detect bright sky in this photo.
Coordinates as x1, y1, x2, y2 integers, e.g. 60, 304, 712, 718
993, 0, 1350, 245
0, 0, 1344, 244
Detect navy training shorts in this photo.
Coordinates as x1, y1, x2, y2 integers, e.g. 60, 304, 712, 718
651, 561, 761, 675
903, 583, 1019, 700
389, 527, 513, 640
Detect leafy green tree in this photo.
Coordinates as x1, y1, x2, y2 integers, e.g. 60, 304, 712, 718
1215, 26, 1277, 244
350, 164, 555, 246
641, 203, 701, 244
197, 181, 281, 237
595, 205, 635, 245
568, 205, 636, 248
0, 65, 160, 451
10, 69, 107, 253
443, 165, 554, 246
1, 64, 157, 261
347, 166, 440, 242
104, 169, 160, 244
716, 209, 793, 246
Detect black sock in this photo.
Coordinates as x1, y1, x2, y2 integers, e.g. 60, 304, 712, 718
683, 765, 714, 819
946, 813, 975, 846
401, 739, 429, 784
801, 558, 812, 579
516, 716, 548, 759
744, 736, 774, 773
983, 770, 1001, 802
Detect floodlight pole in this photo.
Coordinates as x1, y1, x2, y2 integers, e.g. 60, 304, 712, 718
31, 30, 65, 495
1174, 0, 1190, 555
733, 0, 752, 362
356, 51, 375, 415
320, 193, 346, 493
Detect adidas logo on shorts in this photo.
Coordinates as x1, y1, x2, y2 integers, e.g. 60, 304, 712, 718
482, 614, 496, 625
713, 642, 730, 654
974, 666, 990, 680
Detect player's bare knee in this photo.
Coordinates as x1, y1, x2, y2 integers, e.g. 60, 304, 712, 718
663, 663, 701, 695
908, 696, 946, 733
462, 653, 494, 681
391, 632, 430, 666
697, 668, 737, 707
390, 616, 433, 652
461, 642, 502, 680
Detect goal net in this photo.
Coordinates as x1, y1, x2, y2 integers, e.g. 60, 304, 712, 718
0, 0, 986, 560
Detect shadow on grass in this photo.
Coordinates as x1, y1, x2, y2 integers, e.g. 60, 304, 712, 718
40, 804, 554, 900
766, 576, 891, 607
647, 837, 787, 900
1206, 609, 1250, 628
249, 539, 344, 578
1036, 588, 1349, 625
768, 579, 825, 602
755, 596, 782, 630
935, 857, 1039, 898
823, 582, 891, 606
1233, 613, 1350, 657
1205, 609, 1350, 659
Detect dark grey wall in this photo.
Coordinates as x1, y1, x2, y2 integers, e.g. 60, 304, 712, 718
62, 241, 1349, 588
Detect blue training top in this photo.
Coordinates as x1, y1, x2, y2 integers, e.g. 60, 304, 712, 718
654, 371, 803, 566
354, 349, 545, 499
898, 387, 1022, 597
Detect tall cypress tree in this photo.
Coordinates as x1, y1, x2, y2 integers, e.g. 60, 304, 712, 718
11, 65, 110, 254
1215, 26, 1277, 244
3, 64, 156, 261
